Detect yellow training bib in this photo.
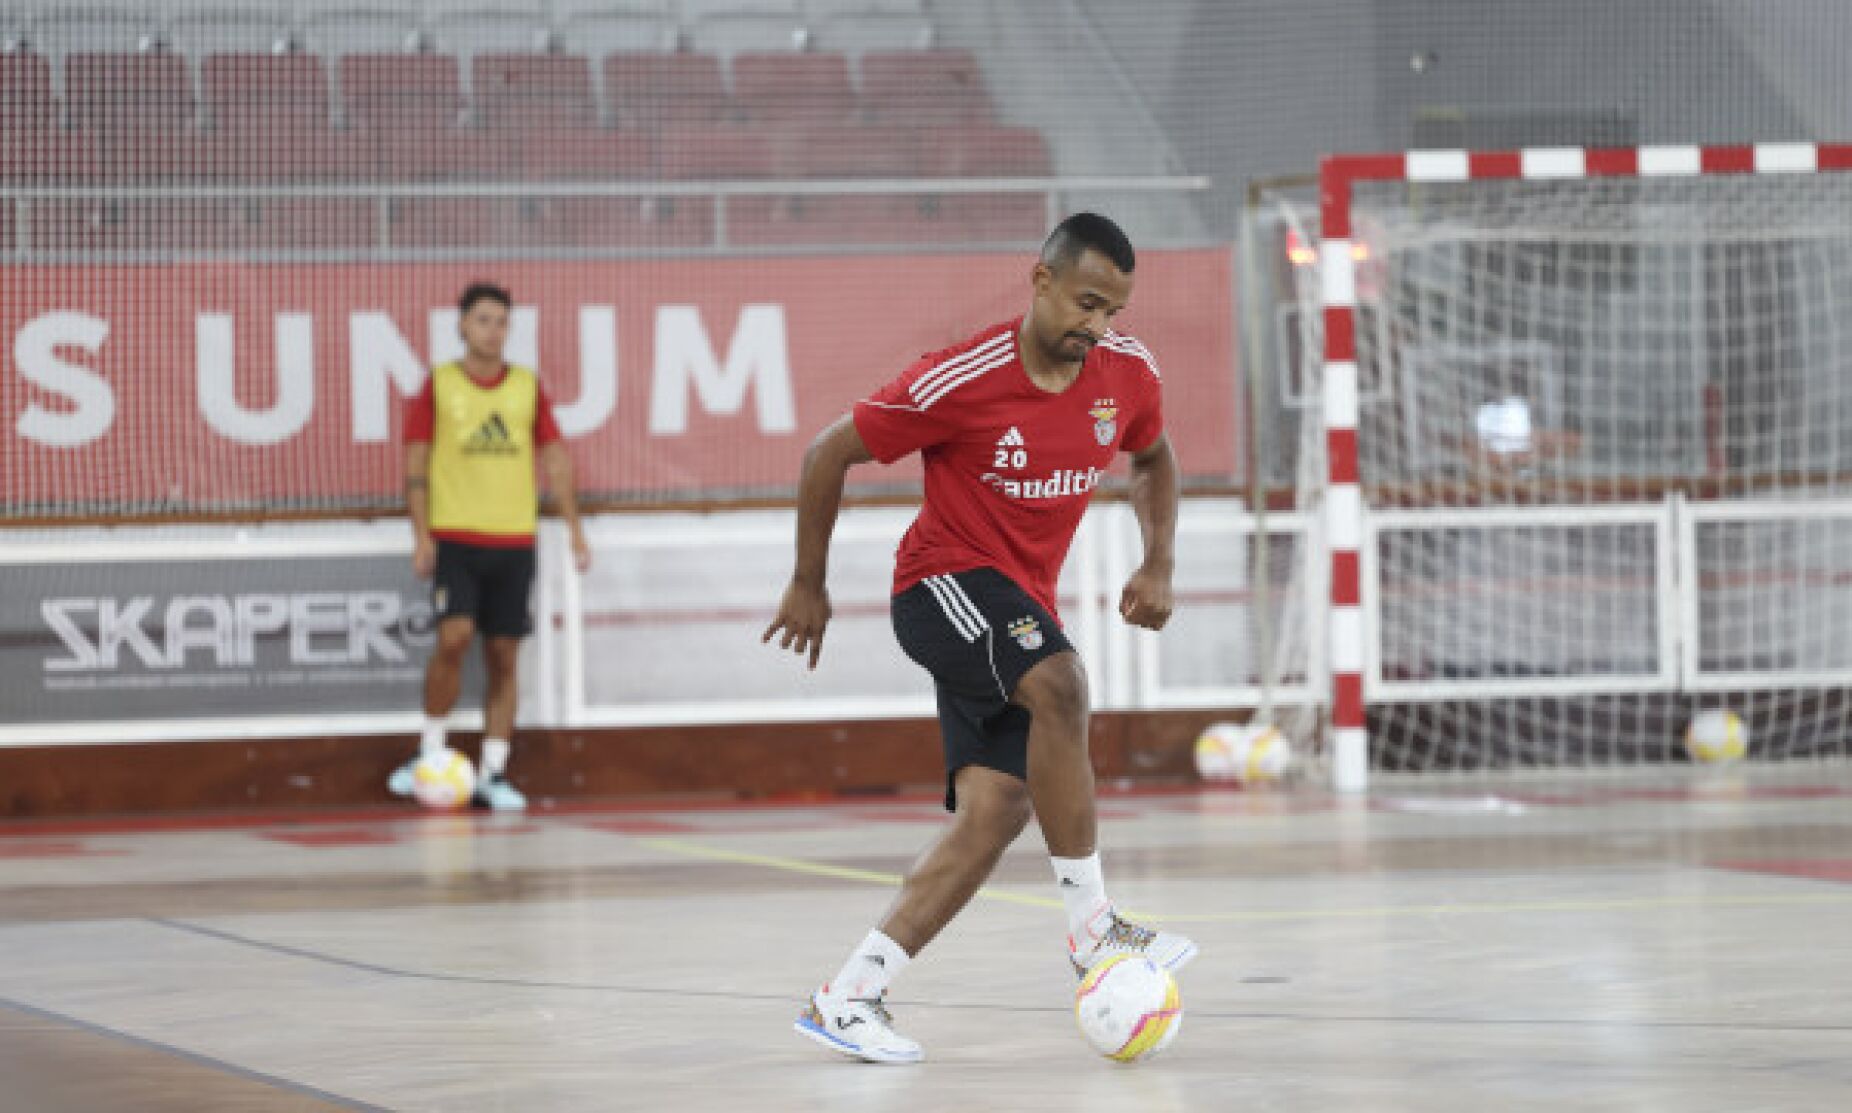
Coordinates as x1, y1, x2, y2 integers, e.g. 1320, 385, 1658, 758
427, 361, 540, 540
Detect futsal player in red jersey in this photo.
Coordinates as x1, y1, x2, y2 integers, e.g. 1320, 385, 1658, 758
765, 213, 1195, 1063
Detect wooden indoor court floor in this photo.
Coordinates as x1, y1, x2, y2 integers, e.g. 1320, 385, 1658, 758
2, 767, 1850, 1112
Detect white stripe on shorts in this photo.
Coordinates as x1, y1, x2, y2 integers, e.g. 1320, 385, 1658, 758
924, 574, 987, 642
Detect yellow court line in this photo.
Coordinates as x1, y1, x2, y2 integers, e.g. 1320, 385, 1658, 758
637, 837, 1063, 911
638, 836, 1852, 924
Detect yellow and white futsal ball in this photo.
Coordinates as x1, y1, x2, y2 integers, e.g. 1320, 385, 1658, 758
413, 747, 477, 809
1193, 720, 1291, 785
1075, 954, 1183, 1062
1685, 709, 1747, 764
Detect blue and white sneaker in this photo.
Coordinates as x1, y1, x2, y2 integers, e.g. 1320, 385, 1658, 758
387, 759, 418, 798
472, 775, 528, 812
794, 987, 922, 1064
1070, 905, 1198, 979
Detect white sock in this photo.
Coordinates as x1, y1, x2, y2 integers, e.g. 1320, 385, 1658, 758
824, 930, 910, 1002
1051, 853, 1111, 947
420, 717, 447, 760
481, 737, 510, 779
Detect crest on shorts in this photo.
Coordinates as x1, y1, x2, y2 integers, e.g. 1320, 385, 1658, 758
1008, 616, 1044, 650
1089, 399, 1119, 446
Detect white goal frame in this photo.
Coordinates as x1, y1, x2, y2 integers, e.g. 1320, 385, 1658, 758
1318, 142, 1852, 792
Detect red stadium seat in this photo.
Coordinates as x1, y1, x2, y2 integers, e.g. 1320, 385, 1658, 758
369, 122, 501, 182
777, 124, 919, 178
919, 125, 1052, 177
388, 198, 527, 249
65, 52, 194, 133
605, 54, 732, 127
0, 126, 101, 183
532, 197, 716, 250
202, 53, 332, 132
201, 122, 373, 183
473, 53, 596, 130
729, 194, 937, 247
226, 199, 378, 251
860, 50, 993, 124
518, 126, 655, 180
0, 53, 56, 129
341, 54, 464, 130
657, 124, 775, 179
731, 52, 856, 126
30, 199, 240, 252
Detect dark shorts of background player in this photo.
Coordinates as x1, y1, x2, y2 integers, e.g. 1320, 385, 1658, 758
432, 540, 536, 639
891, 566, 1075, 812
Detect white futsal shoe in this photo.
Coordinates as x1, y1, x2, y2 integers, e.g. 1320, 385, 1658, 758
1069, 904, 1198, 978
794, 987, 923, 1064
387, 759, 417, 798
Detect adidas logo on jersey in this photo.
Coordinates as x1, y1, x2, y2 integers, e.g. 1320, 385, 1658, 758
997, 426, 1026, 447
464, 413, 520, 455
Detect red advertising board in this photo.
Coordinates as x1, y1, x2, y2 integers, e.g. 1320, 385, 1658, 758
2, 249, 1236, 512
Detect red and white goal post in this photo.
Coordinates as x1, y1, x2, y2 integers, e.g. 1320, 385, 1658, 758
1310, 143, 1852, 792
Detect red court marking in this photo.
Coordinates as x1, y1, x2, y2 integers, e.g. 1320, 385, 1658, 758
260, 829, 401, 848
0, 840, 126, 859
583, 818, 704, 835
1712, 859, 1852, 886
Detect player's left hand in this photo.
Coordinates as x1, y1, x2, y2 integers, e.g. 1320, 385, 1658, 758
1119, 563, 1174, 630
570, 529, 592, 573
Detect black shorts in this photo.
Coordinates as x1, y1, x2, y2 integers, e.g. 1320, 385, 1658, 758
432, 540, 536, 639
890, 567, 1076, 812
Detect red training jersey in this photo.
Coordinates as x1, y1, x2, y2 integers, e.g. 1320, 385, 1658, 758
853, 317, 1164, 621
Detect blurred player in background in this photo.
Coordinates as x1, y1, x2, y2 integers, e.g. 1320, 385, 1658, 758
392, 282, 591, 811
764, 213, 1194, 1063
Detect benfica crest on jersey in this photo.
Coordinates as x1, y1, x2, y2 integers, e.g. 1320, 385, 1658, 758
1007, 616, 1044, 650
1089, 399, 1119, 446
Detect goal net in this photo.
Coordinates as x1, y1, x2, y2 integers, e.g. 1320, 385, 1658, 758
1283, 146, 1852, 781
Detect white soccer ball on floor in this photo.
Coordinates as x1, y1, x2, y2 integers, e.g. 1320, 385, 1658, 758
413, 747, 477, 809
1193, 720, 1291, 784
1075, 954, 1183, 1062
1685, 709, 1747, 764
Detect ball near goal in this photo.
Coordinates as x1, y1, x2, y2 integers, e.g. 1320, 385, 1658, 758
1685, 709, 1748, 764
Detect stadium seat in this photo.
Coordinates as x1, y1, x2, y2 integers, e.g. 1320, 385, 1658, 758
686, 16, 807, 56
225, 198, 377, 251
808, 14, 932, 55
731, 52, 856, 125
388, 197, 529, 249
0, 52, 56, 129
341, 53, 464, 129
860, 49, 993, 124
534, 196, 715, 249
920, 124, 1052, 177
518, 126, 655, 180
776, 124, 918, 178
202, 53, 333, 132
605, 53, 731, 126
0, 125, 101, 184
729, 193, 950, 246
66, 52, 194, 134
30, 198, 244, 252
656, 124, 774, 178
472, 53, 596, 130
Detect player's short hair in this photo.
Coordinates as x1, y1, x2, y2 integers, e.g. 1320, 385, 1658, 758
459, 282, 512, 315
1041, 212, 1136, 275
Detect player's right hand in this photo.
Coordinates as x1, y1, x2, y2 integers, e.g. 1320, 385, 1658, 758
412, 535, 436, 579
763, 578, 832, 670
